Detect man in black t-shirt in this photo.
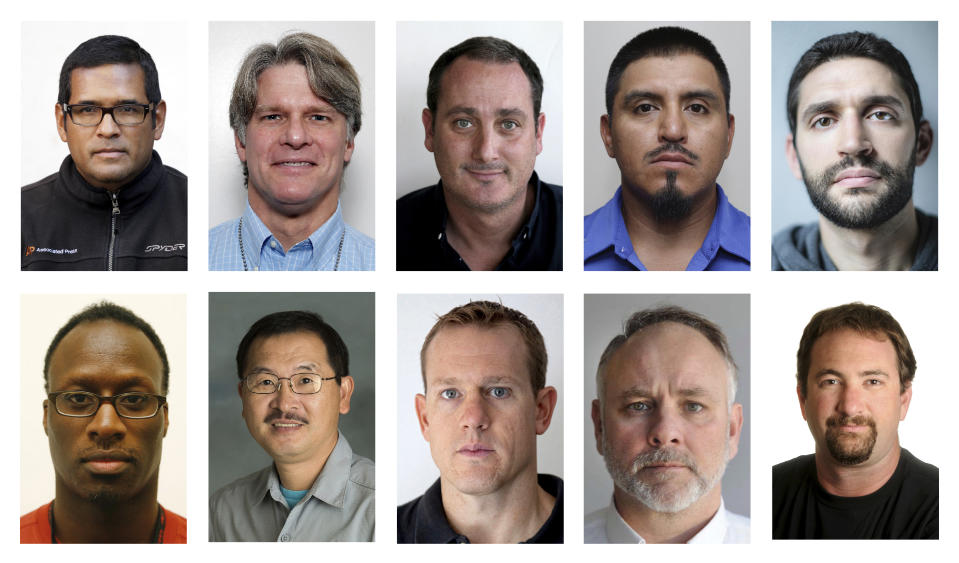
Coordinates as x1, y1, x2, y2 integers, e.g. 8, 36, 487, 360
772, 303, 938, 539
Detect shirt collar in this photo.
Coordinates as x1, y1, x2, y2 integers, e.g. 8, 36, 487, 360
437, 171, 545, 258
241, 201, 346, 269
584, 185, 749, 268
254, 431, 353, 511
604, 496, 729, 543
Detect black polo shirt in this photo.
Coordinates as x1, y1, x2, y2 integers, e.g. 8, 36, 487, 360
397, 474, 564, 543
396, 172, 562, 271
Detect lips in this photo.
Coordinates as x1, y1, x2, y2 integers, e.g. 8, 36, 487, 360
832, 168, 881, 188
457, 443, 494, 457
651, 153, 693, 166
81, 451, 135, 474
273, 159, 316, 167
92, 148, 127, 158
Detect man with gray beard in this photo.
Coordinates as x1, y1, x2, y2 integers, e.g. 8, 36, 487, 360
586, 306, 748, 543
772, 303, 938, 539
584, 26, 750, 271
773, 31, 937, 270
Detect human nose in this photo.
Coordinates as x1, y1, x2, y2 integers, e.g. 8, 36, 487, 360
269, 379, 301, 411
658, 104, 687, 143
86, 400, 127, 441
837, 382, 865, 416
471, 124, 498, 163
281, 116, 310, 149
647, 406, 682, 448
96, 111, 120, 137
837, 115, 873, 158
459, 392, 491, 431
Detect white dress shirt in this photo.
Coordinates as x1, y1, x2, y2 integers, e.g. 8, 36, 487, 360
585, 497, 749, 544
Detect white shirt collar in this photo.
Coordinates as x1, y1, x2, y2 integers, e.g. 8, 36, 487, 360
602, 497, 741, 543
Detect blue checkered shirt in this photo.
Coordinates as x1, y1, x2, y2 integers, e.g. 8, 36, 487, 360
209, 202, 374, 271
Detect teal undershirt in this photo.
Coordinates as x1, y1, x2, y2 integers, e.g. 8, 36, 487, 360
280, 485, 309, 509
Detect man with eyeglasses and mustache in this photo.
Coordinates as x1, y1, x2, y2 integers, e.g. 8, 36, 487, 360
773, 303, 938, 539
774, 31, 936, 271
21, 35, 187, 271
21, 301, 186, 543
209, 311, 374, 542
587, 306, 748, 543
584, 26, 750, 271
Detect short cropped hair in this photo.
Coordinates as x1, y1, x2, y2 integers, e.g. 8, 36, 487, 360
236, 310, 349, 385
58, 35, 161, 127
44, 301, 170, 393
426, 36, 544, 122
605, 26, 731, 117
596, 305, 738, 410
796, 302, 915, 398
787, 31, 924, 137
420, 300, 547, 392
229, 32, 362, 146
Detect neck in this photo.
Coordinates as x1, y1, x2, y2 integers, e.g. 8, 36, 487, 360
819, 202, 918, 271
274, 432, 339, 491
248, 192, 339, 252
52, 475, 160, 543
440, 471, 553, 543
814, 442, 901, 497
621, 184, 718, 271
444, 182, 534, 271
612, 484, 721, 544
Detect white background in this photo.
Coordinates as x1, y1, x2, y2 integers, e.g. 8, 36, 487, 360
8, 0, 955, 558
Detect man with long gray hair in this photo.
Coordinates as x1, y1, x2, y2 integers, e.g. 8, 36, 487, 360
209, 32, 374, 271
587, 305, 748, 543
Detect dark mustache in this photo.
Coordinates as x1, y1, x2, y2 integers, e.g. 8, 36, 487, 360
264, 410, 309, 424
645, 142, 700, 162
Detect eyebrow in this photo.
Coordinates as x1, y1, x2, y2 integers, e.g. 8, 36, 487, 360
430, 375, 518, 387
621, 89, 721, 107
442, 106, 529, 119
800, 95, 906, 124
74, 99, 144, 106
55, 374, 155, 392
247, 362, 321, 376
617, 385, 715, 400
813, 368, 891, 379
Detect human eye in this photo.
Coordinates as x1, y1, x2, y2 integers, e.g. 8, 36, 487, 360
687, 103, 708, 114
867, 110, 894, 121
626, 401, 650, 412
501, 120, 519, 131
454, 118, 472, 129
685, 402, 705, 413
309, 114, 330, 122
75, 105, 99, 114
488, 386, 511, 399
440, 389, 460, 400
250, 374, 278, 392
63, 392, 95, 406
296, 373, 316, 385
633, 103, 656, 114
812, 116, 835, 129
115, 105, 139, 115
818, 377, 840, 388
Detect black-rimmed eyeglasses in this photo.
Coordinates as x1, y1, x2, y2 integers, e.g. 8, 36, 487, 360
244, 373, 337, 395
48, 391, 166, 419
62, 103, 153, 127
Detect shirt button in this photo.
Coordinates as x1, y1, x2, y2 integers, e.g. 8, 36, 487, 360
280, 534, 290, 542
270, 240, 277, 249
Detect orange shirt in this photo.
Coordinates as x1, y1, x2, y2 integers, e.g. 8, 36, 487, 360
21, 502, 186, 543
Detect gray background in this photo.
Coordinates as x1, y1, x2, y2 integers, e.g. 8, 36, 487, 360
208, 292, 375, 494
583, 294, 751, 518
771, 21, 938, 233
584, 21, 751, 215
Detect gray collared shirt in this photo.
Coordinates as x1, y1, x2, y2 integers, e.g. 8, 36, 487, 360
209, 432, 374, 542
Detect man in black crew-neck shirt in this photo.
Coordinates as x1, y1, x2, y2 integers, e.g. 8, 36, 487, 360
772, 302, 938, 539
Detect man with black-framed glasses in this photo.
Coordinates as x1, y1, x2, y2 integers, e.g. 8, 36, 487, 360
209, 310, 374, 541
21, 301, 186, 543
22, 34, 187, 270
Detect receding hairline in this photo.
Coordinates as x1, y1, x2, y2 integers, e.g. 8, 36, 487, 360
421, 322, 529, 387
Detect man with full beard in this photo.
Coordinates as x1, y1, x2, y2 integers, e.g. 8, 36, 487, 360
587, 306, 748, 543
774, 31, 936, 270
773, 303, 938, 539
584, 26, 750, 271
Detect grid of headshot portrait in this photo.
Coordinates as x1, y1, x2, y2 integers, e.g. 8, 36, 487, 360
14, 5, 950, 560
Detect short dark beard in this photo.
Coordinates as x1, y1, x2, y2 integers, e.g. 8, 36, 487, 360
825, 414, 877, 465
650, 171, 693, 222
800, 152, 915, 230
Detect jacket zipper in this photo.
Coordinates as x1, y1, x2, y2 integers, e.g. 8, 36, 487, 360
108, 192, 120, 271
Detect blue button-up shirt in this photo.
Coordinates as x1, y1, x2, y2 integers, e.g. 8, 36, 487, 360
209, 202, 374, 271
584, 185, 750, 271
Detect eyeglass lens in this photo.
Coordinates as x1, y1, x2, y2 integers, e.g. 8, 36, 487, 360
245, 373, 323, 394
70, 105, 149, 126
55, 392, 160, 418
